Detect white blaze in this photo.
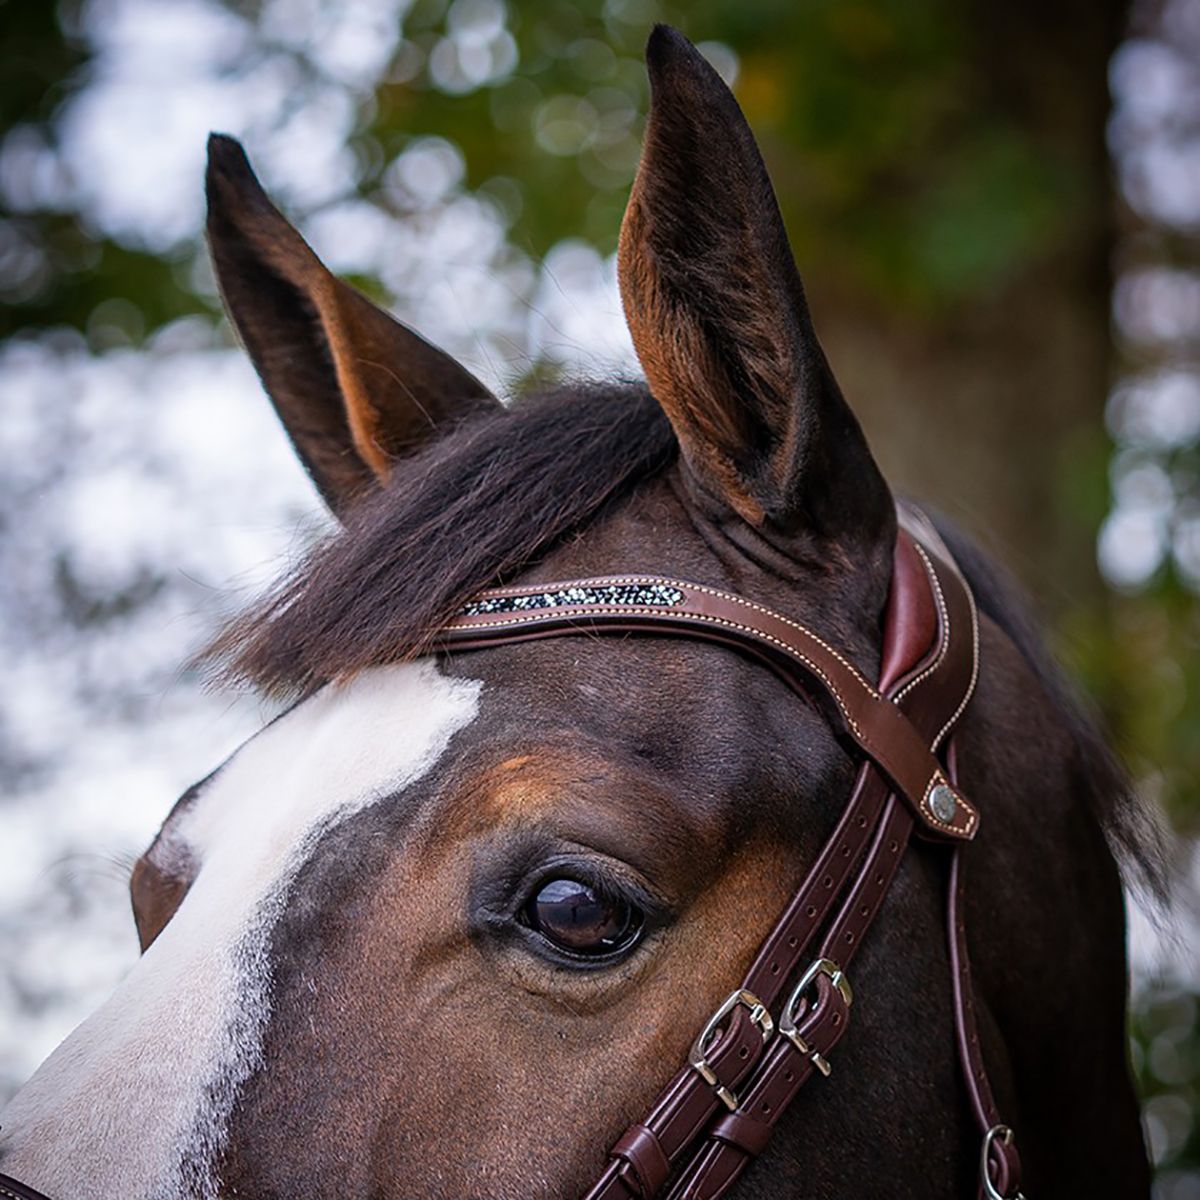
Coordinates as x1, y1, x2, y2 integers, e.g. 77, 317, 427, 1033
0, 660, 481, 1200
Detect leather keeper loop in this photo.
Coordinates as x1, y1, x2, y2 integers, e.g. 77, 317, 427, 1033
611, 1124, 671, 1198
986, 1137, 1023, 1198
709, 1111, 773, 1158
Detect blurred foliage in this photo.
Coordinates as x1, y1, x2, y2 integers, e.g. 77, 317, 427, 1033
1, 0, 1108, 334
1132, 983, 1200, 1189
0, 1, 84, 129
1067, 579, 1200, 834
1, 0, 1198, 1185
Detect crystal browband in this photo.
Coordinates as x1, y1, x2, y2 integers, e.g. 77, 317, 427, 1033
461, 582, 685, 617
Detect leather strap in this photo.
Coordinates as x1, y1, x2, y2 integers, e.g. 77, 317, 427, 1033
442, 561, 978, 841
663, 797, 909, 1200
580, 766, 892, 1200
0, 1174, 53, 1200
949, 841, 1024, 1199
656, 540, 1023, 1200
658, 525, 975, 1200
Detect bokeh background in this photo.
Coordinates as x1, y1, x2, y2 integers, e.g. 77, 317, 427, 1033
1, 0, 1198, 1189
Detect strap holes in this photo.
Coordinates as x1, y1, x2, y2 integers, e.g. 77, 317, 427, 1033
761, 1102, 771, 1114
832, 1013, 842, 1027
839, 845, 850, 858
859, 905, 869, 918
787, 935, 798, 948
784, 1070, 795, 1083
874, 873, 884, 887
822, 875, 833, 889
738, 1047, 750, 1060
805, 906, 817, 919
770, 963, 781, 975
856, 815, 867, 828
888, 839, 899, 854
843, 931, 854, 945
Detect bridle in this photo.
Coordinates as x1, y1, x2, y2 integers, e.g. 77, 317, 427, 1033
0, 506, 1025, 1200
436, 504, 1025, 1200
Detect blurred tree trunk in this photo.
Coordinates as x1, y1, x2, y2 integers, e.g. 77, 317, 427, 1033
807, 0, 1126, 614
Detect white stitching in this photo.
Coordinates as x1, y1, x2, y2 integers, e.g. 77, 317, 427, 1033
891, 542, 951, 704
469, 576, 877, 695
888, 540, 979, 754
933, 565, 981, 752
921, 769, 978, 836
893, 512, 981, 750
450, 603, 872, 741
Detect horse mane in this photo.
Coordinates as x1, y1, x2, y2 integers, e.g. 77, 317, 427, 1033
204, 380, 677, 695
204, 381, 1163, 896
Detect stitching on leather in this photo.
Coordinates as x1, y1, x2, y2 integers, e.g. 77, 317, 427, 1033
892, 518, 981, 751
467, 576, 877, 694
933, 572, 981, 752
449, 606, 871, 742
886, 540, 981, 835
659, 582, 872, 690
891, 542, 951, 704
450, 607, 979, 837
455, 571, 982, 839
921, 770, 978, 835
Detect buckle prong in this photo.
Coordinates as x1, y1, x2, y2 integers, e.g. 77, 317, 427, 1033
688, 989, 773, 1111
778, 958, 851, 1076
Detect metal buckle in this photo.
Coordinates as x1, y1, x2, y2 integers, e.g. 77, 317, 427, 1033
980, 1125, 1026, 1200
778, 958, 852, 1077
688, 989, 773, 1111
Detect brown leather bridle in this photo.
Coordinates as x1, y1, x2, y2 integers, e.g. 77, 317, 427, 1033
435, 505, 1025, 1200
0, 507, 1026, 1200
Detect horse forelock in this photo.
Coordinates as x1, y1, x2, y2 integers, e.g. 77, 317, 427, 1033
201, 382, 678, 699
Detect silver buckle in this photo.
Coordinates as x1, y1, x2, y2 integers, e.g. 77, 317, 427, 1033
778, 958, 852, 1077
688, 989, 773, 1111
980, 1125, 1026, 1200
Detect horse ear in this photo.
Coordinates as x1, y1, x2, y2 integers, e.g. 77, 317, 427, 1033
205, 134, 499, 516
619, 27, 891, 547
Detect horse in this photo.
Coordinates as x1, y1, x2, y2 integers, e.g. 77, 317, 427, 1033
0, 25, 1155, 1200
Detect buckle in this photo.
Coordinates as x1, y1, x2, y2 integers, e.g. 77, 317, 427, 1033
688, 989, 773, 1111
778, 958, 852, 1077
980, 1125, 1026, 1200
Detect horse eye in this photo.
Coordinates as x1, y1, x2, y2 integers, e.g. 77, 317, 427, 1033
524, 877, 642, 956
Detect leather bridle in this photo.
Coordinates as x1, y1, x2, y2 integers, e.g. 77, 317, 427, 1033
436, 505, 1025, 1200
0, 507, 1026, 1200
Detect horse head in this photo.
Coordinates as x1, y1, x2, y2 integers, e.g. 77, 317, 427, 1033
0, 26, 1151, 1200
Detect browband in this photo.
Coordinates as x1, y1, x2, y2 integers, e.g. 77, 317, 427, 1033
440, 544, 979, 844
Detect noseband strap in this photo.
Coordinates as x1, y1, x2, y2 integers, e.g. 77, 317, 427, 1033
437, 507, 1025, 1200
